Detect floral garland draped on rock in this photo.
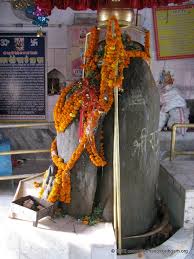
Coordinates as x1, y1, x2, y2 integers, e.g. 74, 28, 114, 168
39, 16, 150, 204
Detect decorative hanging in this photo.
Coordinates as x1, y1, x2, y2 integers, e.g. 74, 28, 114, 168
25, 5, 36, 19
32, 5, 49, 27
35, 0, 53, 15
11, 0, 49, 29
11, 0, 35, 10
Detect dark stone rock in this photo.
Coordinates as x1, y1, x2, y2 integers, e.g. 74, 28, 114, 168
95, 109, 114, 222
57, 119, 97, 216
100, 58, 160, 249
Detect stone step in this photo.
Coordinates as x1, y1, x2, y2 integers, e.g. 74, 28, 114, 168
159, 161, 194, 229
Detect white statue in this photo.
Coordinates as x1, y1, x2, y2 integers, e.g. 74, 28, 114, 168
158, 69, 189, 135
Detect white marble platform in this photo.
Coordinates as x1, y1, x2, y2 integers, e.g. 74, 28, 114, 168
159, 161, 194, 229
118, 227, 193, 259
116, 161, 194, 259
0, 214, 116, 259
0, 182, 116, 259
1, 161, 194, 259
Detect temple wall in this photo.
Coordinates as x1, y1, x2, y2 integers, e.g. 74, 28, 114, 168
0, 2, 194, 122
139, 8, 194, 99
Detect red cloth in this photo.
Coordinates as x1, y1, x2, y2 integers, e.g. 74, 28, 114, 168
123, 0, 184, 9
35, 0, 53, 15
36, 0, 185, 14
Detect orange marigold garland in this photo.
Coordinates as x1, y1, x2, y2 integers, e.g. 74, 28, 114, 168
38, 170, 49, 199
47, 135, 87, 203
86, 135, 107, 167
125, 30, 150, 62
41, 16, 151, 204
99, 130, 105, 161
54, 84, 83, 133
83, 27, 99, 76
144, 31, 150, 58
99, 16, 130, 113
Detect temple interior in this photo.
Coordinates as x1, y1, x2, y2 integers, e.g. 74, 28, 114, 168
0, 1, 194, 258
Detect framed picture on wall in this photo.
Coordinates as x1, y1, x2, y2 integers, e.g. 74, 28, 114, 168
153, 5, 194, 60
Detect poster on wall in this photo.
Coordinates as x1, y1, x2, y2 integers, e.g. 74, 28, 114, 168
67, 25, 92, 80
68, 25, 91, 48
153, 5, 194, 60
71, 47, 84, 79
0, 33, 46, 120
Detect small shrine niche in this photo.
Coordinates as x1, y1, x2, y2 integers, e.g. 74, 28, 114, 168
47, 69, 65, 95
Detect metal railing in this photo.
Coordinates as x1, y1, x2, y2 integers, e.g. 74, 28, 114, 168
170, 123, 194, 160
0, 122, 54, 180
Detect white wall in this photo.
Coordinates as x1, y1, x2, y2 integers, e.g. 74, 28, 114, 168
139, 8, 194, 99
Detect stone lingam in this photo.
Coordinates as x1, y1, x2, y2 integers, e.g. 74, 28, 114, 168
100, 57, 160, 249
39, 17, 160, 251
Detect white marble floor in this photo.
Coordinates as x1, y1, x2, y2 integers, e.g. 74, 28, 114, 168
0, 182, 116, 259
1, 181, 194, 259
185, 242, 194, 259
